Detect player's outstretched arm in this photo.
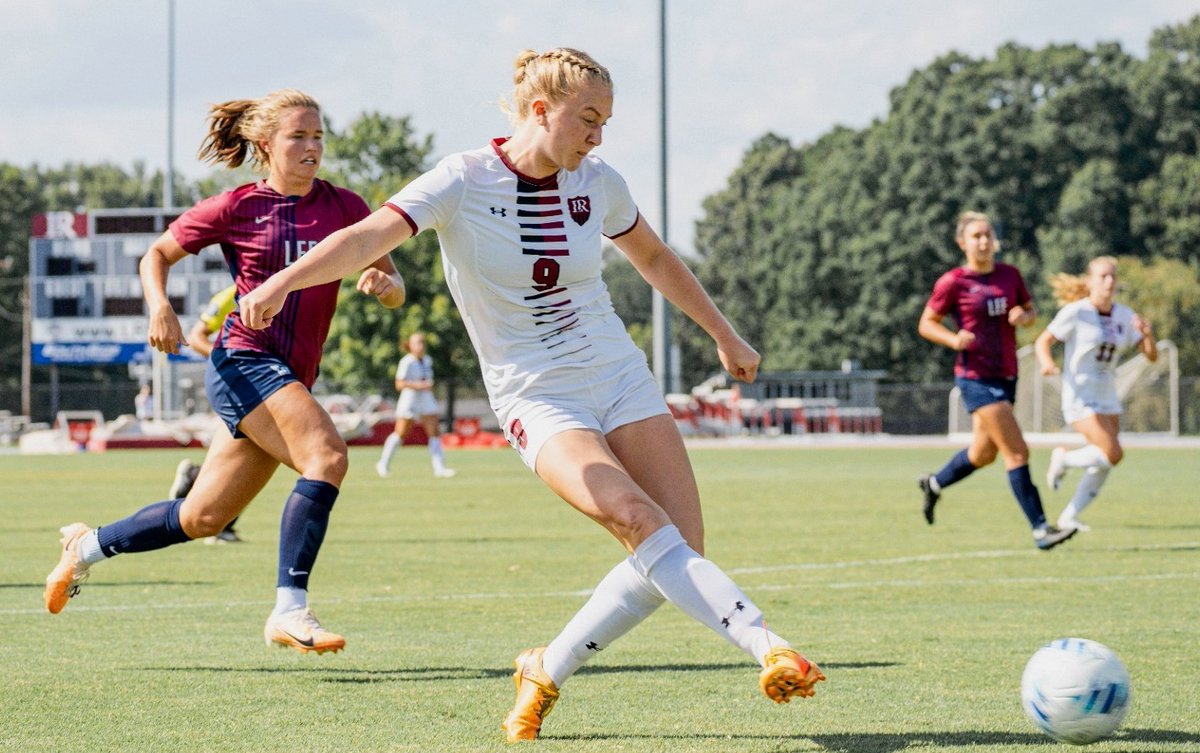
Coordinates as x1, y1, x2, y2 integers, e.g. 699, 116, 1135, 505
241, 208, 413, 329
613, 218, 759, 382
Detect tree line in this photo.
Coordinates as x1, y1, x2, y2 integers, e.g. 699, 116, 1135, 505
3, 16, 1199, 402
660, 15, 1200, 385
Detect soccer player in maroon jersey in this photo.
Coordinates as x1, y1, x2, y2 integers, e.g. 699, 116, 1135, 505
917, 211, 1076, 550
44, 89, 405, 654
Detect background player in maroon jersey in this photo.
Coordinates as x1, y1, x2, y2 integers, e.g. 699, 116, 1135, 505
917, 211, 1076, 550
44, 89, 405, 654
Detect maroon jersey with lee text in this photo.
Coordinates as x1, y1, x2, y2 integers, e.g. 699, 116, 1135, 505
169, 179, 369, 387
926, 263, 1031, 379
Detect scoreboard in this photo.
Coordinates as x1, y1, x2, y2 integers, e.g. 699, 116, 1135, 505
29, 208, 231, 365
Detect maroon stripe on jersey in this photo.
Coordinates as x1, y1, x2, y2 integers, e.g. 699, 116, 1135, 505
517, 208, 562, 218
534, 311, 576, 325
532, 301, 573, 315
519, 221, 565, 229
524, 287, 567, 300
522, 249, 570, 257
517, 195, 559, 205
384, 203, 419, 236
541, 319, 581, 340
604, 212, 642, 240
551, 343, 592, 361
521, 234, 567, 243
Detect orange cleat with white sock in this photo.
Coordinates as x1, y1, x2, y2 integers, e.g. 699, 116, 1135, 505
759, 647, 826, 703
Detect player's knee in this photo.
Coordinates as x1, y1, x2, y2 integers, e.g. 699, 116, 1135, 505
604, 495, 669, 549
1106, 445, 1124, 466
299, 439, 349, 484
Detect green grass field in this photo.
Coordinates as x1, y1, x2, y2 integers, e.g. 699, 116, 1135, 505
2, 444, 1198, 753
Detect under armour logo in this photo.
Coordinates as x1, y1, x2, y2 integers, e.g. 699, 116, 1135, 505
721, 601, 746, 629
490, 206, 507, 217
585, 641, 600, 651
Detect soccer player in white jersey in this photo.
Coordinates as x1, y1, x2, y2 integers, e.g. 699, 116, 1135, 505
1035, 256, 1157, 530
240, 47, 824, 741
376, 331, 456, 479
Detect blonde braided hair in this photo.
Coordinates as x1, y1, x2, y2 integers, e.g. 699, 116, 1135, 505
197, 88, 321, 170
502, 47, 612, 125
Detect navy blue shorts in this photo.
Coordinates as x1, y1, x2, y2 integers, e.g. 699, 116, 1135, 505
956, 376, 1017, 413
206, 348, 299, 438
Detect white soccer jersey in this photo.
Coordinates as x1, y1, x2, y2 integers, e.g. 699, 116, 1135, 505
395, 353, 433, 385
385, 139, 645, 411
394, 353, 439, 418
1046, 299, 1144, 413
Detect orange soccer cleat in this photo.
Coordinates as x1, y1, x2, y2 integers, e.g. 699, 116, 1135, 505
759, 647, 826, 703
502, 647, 560, 742
45, 523, 94, 614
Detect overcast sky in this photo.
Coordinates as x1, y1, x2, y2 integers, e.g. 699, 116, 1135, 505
2, 0, 1198, 252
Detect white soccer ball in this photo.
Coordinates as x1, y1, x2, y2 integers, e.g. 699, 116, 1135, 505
1020, 638, 1132, 745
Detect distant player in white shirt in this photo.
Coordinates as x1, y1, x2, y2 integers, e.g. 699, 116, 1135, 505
376, 331, 455, 479
1035, 256, 1157, 530
241, 46, 823, 742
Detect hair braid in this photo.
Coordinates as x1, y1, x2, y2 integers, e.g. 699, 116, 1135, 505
503, 47, 612, 125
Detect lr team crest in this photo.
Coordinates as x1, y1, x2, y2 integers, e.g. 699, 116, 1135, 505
567, 196, 591, 226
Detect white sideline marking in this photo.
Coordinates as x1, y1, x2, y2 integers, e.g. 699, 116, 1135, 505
9, 541, 1199, 616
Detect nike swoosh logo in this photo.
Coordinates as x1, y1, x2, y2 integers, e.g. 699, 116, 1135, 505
280, 628, 315, 648
107, 546, 119, 556
255, 215, 271, 224
287, 567, 308, 577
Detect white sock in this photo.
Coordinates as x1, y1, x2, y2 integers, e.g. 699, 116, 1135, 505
1063, 444, 1112, 469
274, 587, 307, 615
78, 529, 108, 565
379, 433, 401, 468
541, 557, 665, 688
631, 525, 789, 665
1061, 466, 1110, 523
428, 437, 447, 473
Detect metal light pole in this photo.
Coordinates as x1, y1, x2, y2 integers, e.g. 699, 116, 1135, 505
652, 0, 674, 394
154, 0, 177, 420
164, 0, 175, 210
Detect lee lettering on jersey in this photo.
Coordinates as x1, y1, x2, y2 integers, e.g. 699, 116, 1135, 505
284, 239, 320, 266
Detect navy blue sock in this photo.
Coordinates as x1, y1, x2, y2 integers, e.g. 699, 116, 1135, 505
277, 478, 339, 590
96, 499, 191, 556
1007, 465, 1047, 529
934, 449, 977, 490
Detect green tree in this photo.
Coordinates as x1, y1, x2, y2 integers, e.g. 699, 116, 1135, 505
1131, 153, 1200, 265
692, 18, 1200, 386
1115, 256, 1200, 375
0, 165, 43, 388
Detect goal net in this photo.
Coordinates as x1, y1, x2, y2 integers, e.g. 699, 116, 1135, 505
948, 340, 1179, 436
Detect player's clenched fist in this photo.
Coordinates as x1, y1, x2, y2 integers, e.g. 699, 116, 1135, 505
238, 284, 286, 330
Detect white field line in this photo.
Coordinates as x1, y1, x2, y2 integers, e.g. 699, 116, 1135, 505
6, 541, 1198, 616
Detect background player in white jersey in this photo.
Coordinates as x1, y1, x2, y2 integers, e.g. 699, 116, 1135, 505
240, 47, 824, 742
1035, 256, 1157, 530
376, 331, 455, 479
